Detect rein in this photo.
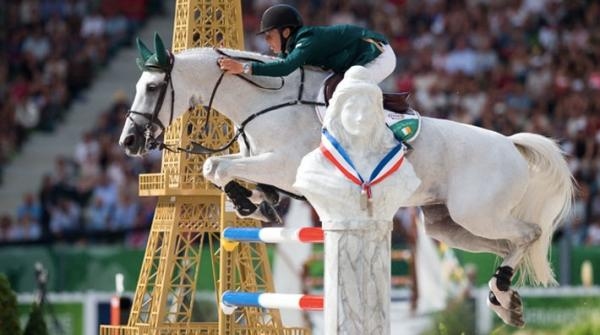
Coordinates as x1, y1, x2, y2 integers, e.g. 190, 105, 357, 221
195, 48, 285, 149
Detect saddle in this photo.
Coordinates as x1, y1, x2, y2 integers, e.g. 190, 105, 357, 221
324, 73, 410, 114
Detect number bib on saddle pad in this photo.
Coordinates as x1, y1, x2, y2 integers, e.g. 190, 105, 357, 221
385, 110, 421, 143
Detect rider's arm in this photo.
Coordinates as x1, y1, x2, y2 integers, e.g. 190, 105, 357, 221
251, 38, 313, 77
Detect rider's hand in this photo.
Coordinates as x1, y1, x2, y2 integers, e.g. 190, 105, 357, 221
218, 57, 244, 74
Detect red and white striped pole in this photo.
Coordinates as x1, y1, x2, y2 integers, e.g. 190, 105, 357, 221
221, 291, 323, 315
223, 227, 324, 243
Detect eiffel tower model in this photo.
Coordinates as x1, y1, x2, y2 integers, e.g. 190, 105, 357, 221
100, 1, 310, 334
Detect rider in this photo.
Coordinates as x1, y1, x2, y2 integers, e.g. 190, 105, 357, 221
218, 4, 396, 88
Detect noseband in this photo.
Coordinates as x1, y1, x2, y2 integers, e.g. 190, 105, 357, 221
126, 52, 175, 151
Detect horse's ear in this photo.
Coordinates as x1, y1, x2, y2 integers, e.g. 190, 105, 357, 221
136, 37, 153, 62
136, 57, 146, 71
154, 33, 169, 68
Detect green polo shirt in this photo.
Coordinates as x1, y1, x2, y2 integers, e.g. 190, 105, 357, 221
252, 25, 388, 76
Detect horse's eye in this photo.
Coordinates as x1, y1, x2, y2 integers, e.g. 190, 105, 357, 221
146, 83, 158, 92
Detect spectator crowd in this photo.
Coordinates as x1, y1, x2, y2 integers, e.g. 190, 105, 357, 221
0, 0, 162, 246
2, 0, 600, 247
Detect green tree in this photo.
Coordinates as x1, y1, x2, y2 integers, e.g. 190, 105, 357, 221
23, 304, 48, 335
0, 273, 21, 335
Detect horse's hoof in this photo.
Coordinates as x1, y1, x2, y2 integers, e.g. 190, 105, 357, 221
224, 181, 253, 198
235, 204, 257, 217
510, 291, 523, 310
488, 290, 525, 328
490, 287, 519, 311
258, 201, 283, 224
510, 310, 525, 328
488, 291, 501, 306
224, 181, 257, 217
256, 183, 280, 205
488, 267, 516, 310
238, 202, 282, 224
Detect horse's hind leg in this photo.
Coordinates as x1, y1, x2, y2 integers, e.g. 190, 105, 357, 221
423, 205, 527, 326
422, 205, 510, 257
422, 205, 531, 326
487, 221, 540, 328
462, 214, 541, 328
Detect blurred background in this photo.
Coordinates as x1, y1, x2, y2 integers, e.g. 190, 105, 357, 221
0, 0, 599, 334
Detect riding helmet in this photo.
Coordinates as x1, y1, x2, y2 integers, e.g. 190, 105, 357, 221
258, 4, 303, 34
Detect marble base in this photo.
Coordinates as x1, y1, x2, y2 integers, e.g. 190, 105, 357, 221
324, 222, 391, 335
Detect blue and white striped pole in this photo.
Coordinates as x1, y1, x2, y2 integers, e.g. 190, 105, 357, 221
223, 227, 324, 243
221, 291, 323, 315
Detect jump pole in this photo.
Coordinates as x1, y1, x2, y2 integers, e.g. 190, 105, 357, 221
221, 291, 323, 315
223, 227, 324, 243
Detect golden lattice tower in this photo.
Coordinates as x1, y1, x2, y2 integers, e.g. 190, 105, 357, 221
100, 1, 309, 334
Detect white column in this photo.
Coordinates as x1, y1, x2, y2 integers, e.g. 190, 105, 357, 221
323, 221, 391, 335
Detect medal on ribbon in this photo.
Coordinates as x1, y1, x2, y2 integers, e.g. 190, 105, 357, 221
320, 128, 406, 216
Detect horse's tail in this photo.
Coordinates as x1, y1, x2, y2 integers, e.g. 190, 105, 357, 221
509, 133, 575, 287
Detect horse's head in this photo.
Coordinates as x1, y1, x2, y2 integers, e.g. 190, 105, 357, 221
119, 33, 175, 156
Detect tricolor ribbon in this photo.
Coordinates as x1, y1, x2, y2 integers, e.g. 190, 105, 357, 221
320, 128, 406, 199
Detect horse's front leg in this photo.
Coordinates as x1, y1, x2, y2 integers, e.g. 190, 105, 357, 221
220, 180, 282, 224
203, 153, 288, 224
204, 152, 296, 190
203, 153, 281, 203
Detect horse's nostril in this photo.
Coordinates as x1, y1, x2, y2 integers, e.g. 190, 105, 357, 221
122, 134, 135, 147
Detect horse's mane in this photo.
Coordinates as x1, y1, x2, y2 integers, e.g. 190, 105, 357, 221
177, 47, 275, 62
176, 47, 327, 75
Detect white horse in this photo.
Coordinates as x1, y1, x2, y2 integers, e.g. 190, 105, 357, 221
119, 35, 574, 327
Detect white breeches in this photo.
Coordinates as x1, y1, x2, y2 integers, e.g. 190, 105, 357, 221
363, 44, 396, 84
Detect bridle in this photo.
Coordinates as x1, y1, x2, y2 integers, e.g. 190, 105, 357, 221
125, 52, 175, 152
127, 48, 325, 155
